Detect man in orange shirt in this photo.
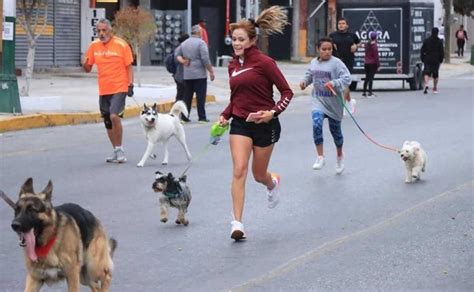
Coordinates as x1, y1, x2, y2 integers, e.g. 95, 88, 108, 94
83, 18, 134, 163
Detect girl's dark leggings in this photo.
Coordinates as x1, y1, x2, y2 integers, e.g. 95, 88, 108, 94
363, 63, 377, 92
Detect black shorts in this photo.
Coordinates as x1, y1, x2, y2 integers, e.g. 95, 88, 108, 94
230, 116, 281, 147
99, 92, 126, 117
423, 63, 440, 78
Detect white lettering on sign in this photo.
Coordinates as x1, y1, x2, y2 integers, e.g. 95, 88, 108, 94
412, 18, 424, 25
356, 30, 390, 41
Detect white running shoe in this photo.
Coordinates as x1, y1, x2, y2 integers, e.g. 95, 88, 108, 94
312, 156, 325, 170
106, 149, 118, 163
230, 220, 246, 241
336, 156, 345, 174
267, 173, 280, 209
116, 149, 127, 163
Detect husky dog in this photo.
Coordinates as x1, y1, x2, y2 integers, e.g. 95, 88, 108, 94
399, 141, 427, 183
152, 171, 192, 226
6, 178, 116, 291
137, 101, 192, 167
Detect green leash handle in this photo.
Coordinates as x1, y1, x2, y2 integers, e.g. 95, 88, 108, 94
210, 123, 229, 145
210, 123, 229, 137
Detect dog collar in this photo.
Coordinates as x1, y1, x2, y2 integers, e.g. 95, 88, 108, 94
164, 190, 180, 199
35, 235, 56, 258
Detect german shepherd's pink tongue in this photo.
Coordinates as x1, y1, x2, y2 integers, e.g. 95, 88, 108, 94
23, 229, 38, 262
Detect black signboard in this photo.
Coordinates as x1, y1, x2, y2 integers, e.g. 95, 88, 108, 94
342, 8, 402, 73
409, 7, 433, 68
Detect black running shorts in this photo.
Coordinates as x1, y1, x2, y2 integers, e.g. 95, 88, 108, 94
230, 116, 281, 147
422, 63, 440, 78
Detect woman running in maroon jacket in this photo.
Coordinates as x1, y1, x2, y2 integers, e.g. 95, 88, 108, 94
218, 6, 294, 241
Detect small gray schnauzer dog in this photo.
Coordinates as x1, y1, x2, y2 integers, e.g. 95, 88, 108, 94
152, 171, 192, 226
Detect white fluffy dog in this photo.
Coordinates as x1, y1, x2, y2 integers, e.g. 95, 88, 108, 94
398, 141, 427, 183
137, 101, 192, 167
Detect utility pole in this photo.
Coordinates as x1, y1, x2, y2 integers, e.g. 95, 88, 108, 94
0, 0, 21, 113
187, 0, 192, 34
291, 0, 300, 61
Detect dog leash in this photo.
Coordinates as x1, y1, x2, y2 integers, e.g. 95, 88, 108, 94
130, 96, 141, 107
179, 123, 229, 177
179, 143, 212, 177
326, 84, 399, 153
0, 190, 16, 209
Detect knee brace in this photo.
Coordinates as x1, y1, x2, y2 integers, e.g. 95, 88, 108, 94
103, 114, 112, 129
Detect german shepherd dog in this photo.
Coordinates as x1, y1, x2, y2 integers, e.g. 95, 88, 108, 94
7, 178, 117, 292
152, 171, 192, 226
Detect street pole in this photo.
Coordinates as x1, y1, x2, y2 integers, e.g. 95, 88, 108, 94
443, 0, 452, 63
291, 0, 300, 61
0, 0, 21, 114
187, 0, 192, 34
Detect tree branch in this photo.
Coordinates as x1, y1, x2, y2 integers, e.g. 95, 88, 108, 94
35, 0, 49, 41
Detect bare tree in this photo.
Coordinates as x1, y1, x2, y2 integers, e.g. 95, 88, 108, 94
454, 0, 474, 16
442, 0, 452, 63
113, 6, 156, 87
17, 0, 50, 96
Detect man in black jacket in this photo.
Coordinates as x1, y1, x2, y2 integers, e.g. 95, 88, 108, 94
330, 17, 360, 112
421, 27, 444, 94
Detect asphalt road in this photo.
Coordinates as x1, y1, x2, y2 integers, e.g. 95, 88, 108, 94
0, 74, 472, 291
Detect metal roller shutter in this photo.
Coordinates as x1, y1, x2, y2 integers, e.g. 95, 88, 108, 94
53, 0, 81, 66
15, 0, 80, 68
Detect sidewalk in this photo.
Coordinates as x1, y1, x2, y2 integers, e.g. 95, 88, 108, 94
0, 53, 472, 133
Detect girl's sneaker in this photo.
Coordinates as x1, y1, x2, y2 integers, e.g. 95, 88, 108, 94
336, 156, 345, 174
230, 220, 246, 241
267, 173, 280, 209
312, 156, 325, 170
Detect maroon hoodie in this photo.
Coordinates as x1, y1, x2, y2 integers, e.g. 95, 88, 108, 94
221, 46, 293, 120
364, 41, 380, 69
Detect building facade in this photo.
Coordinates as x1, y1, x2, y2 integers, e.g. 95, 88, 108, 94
14, 0, 334, 68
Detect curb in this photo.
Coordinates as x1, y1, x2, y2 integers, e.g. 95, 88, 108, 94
0, 95, 216, 133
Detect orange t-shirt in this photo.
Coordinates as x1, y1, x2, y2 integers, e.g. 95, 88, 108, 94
86, 36, 133, 95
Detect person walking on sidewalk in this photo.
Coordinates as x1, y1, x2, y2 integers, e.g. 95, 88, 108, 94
198, 19, 209, 47
421, 27, 444, 94
175, 25, 215, 123
455, 24, 469, 57
218, 6, 293, 241
329, 17, 359, 114
173, 33, 190, 121
300, 37, 351, 174
362, 31, 380, 97
83, 18, 134, 163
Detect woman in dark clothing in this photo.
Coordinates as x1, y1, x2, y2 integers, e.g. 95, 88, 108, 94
455, 25, 469, 57
173, 33, 190, 121
363, 31, 380, 97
